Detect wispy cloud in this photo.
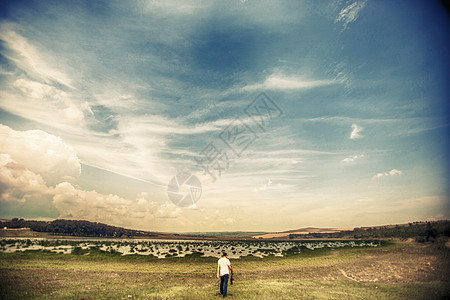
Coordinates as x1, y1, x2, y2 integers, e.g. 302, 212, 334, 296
343, 154, 364, 163
335, 1, 367, 30
372, 169, 403, 180
8, 78, 89, 125
242, 73, 335, 91
0, 25, 74, 88
0, 0, 448, 231
140, 0, 207, 16
254, 178, 272, 192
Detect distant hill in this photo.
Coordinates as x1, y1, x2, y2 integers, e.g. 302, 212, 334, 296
252, 220, 450, 241
1, 218, 449, 241
252, 227, 353, 239
0, 218, 179, 239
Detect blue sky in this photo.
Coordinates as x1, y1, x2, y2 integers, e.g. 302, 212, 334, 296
0, 0, 449, 232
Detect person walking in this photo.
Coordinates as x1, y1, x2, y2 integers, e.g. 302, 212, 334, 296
217, 252, 233, 297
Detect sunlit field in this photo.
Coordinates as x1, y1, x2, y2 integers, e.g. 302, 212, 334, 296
1, 240, 449, 299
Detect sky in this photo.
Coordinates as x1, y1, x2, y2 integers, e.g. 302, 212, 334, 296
0, 0, 449, 232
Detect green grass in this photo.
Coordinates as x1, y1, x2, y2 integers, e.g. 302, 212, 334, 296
1, 241, 449, 299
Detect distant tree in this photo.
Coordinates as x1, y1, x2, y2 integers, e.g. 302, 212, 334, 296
426, 228, 439, 242
444, 225, 450, 237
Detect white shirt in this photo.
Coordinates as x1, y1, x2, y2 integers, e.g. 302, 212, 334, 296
218, 257, 231, 276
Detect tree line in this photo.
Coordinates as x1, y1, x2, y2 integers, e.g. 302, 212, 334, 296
1, 218, 162, 238
288, 220, 450, 241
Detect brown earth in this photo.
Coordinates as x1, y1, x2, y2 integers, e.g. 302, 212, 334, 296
236, 240, 450, 284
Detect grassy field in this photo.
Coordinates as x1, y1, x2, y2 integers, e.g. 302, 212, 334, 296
1, 240, 449, 299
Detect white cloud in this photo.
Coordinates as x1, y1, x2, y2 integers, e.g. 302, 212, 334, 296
0, 25, 73, 87
372, 169, 403, 180
349, 123, 364, 139
0, 28, 94, 134
0, 154, 50, 202
0, 124, 181, 221
225, 217, 235, 224
152, 201, 183, 219
242, 73, 335, 91
343, 154, 364, 163
254, 178, 272, 192
110, 114, 265, 183
335, 1, 367, 30
11, 78, 86, 124
119, 114, 227, 136
53, 182, 129, 218
253, 182, 295, 194
141, 0, 205, 15
388, 169, 402, 176
0, 124, 81, 185
0, 149, 181, 223
53, 182, 182, 223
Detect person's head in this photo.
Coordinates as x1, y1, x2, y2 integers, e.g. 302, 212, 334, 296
222, 252, 228, 257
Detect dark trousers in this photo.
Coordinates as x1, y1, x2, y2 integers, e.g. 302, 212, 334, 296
220, 274, 229, 297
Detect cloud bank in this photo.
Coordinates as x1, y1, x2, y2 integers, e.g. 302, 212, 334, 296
0, 125, 181, 225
